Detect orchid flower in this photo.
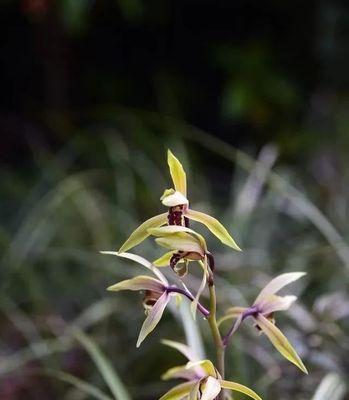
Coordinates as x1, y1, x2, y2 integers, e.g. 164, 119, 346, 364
148, 225, 213, 318
101, 251, 209, 346
221, 272, 308, 373
160, 340, 262, 400
118, 150, 241, 253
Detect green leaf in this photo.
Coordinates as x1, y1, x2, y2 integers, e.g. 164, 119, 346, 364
73, 329, 132, 400
255, 314, 308, 374
219, 379, 263, 400
118, 213, 168, 252
186, 209, 241, 251
44, 369, 113, 400
167, 150, 187, 196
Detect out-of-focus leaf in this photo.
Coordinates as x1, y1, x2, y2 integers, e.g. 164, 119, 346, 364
44, 369, 113, 400
73, 329, 132, 400
311, 373, 347, 400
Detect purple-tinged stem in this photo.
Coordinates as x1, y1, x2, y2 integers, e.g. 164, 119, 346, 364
166, 286, 210, 317
222, 306, 259, 347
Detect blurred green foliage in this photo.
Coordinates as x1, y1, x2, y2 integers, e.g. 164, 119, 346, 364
0, 0, 348, 399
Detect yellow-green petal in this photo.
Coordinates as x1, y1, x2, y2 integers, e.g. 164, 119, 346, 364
136, 292, 170, 347
255, 314, 308, 374
119, 213, 168, 253
153, 251, 175, 267
161, 364, 198, 381
161, 339, 198, 362
167, 150, 187, 196
186, 360, 216, 378
186, 209, 241, 251
107, 275, 165, 292
159, 382, 194, 400
149, 226, 207, 251
155, 235, 204, 256
219, 380, 263, 400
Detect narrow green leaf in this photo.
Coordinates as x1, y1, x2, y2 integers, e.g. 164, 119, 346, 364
44, 369, 113, 400
73, 329, 132, 400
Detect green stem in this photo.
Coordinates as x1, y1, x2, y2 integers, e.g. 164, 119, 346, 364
208, 284, 225, 398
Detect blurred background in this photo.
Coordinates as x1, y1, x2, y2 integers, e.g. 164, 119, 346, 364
1, 0, 348, 399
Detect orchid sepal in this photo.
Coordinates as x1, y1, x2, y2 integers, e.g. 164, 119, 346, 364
186, 208, 241, 251
118, 212, 168, 253
255, 314, 308, 374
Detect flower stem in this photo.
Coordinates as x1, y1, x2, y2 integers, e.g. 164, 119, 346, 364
207, 283, 225, 398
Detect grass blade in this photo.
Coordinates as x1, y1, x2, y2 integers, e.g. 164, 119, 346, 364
45, 369, 113, 400
73, 329, 132, 400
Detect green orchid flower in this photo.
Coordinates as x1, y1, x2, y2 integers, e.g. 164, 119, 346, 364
119, 150, 241, 253
102, 251, 171, 347
221, 272, 308, 374
102, 251, 210, 346
159, 340, 262, 400
148, 225, 213, 318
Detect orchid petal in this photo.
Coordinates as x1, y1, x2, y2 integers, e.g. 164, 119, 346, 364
167, 150, 187, 196
107, 275, 165, 292
186, 209, 241, 251
253, 272, 306, 305
136, 292, 170, 347
226, 312, 244, 337
161, 191, 189, 207
217, 307, 247, 326
259, 295, 297, 315
161, 340, 199, 362
200, 377, 221, 400
189, 381, 201, 400
190, 260, 207, 320
149, 226, 207, 251
161, 364, 199, 381
255, 314, 308, 373
186, 360, 217, 378
219, 380, 263, 400
153, 251, 175, 267
155, 235, 204, 256
118, 213, 168, 253
159, 381, 194, 400
101, 251, 168, 284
